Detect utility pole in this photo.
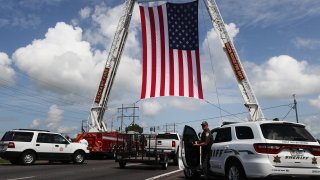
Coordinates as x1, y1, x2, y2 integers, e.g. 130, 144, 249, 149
293, 94, 299, 123
117, 103, 139, 132
163, 123, 176, 132
111, 118, 114, 131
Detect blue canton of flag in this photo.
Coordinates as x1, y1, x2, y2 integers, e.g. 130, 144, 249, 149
167, 1, 199, 50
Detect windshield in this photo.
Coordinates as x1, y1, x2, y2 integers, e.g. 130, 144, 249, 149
260, 123, 316, 142
157, 133, 179, 140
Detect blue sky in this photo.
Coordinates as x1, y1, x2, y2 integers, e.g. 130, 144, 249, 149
1, 0, 320, 138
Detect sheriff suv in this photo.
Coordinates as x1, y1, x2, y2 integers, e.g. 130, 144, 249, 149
182, 121, 320, 179
0, 129, 89, 165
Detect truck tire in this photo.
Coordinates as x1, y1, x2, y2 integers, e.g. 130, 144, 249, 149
226, 161, 246, 180
73, 151, 85, 164
20, 151, 36, 165
119, 162, 126, 168
183, 168, 200, 179
173, 147, 179, 165
161, 160, 168, 170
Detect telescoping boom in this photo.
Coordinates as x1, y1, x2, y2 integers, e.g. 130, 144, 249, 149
89, 0, 136, 132
205, 0, 264, 121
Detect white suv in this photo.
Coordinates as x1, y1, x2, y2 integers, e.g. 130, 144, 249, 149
181, 121, 320, 179
0, 129, 89, 165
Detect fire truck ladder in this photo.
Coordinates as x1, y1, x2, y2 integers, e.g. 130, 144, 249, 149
205, 0, 265, 121
89, 0, 136, 132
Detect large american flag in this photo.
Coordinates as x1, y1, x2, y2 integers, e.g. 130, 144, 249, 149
139, 0, 203, 99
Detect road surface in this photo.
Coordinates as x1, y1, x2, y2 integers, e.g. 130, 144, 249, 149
0, 159, 179, 180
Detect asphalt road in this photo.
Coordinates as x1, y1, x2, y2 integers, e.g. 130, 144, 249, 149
0, 159, 179, 180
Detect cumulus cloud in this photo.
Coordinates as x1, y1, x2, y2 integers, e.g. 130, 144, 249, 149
29, 105, 78, 134
309, 96, 320, 110
247, 55, 320, 99
302, 115, 320, 139
142, 100, 163, 117
46, 105, 64, 129
84, 3, 141, 56
30, 119, 41, 129
12, 22, 104, 100
0, 52, 15, 86
141, 98, 202, 118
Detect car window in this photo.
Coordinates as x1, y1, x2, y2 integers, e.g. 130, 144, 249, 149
214, 127, 231, 143
37, 133, 53, 143
211, 129, 218, 142
260, 123, 316, 142
157, 134, 179, 140
1, 131, 33, 142
52, 134, 68, 144
236, 126, 254, 140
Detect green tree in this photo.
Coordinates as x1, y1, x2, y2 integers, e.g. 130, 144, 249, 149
125, 124, 143, 134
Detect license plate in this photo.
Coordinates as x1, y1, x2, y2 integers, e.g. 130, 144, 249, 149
290, 150, 304, 156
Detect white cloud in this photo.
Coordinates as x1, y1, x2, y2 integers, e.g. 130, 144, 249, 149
293, 37, 320, 50
247, 55, 320, 99
80, 7, 91, 19
46, 104, 63, 129
30, 119, 41, 129
142, 100, 163, 117
0, 52, 15, 86
309, 96, 320, 110
28, 105, 79, 135
12, 22, 104, 100
141, 98, 202, 118
56, 126, 78, 134
302, 115, 320, 139
84, 3, 141, 57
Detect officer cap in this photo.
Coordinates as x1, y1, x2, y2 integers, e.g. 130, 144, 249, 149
201, 121, 208, 126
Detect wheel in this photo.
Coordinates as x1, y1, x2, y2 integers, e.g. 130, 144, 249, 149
173, 147, 179, 165
183, 167, 200, 179
161, 160, 168, 170
20, 151, 36, 165
73, 151, 85, 164
9, 159, 19, 165
226, 161, 246, 180
119, 162, 126, 168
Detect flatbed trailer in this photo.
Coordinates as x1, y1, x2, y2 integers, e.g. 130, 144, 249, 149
114, 133, 169, 170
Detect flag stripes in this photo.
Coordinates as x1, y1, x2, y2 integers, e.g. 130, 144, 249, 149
139, 2, 203, 99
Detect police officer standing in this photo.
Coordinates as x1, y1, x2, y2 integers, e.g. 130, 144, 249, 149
192, 121, 213, 164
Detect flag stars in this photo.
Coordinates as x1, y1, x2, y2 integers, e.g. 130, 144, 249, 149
167, 1, 199, 50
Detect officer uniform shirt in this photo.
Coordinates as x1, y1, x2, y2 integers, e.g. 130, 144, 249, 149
200, 128, 213, 151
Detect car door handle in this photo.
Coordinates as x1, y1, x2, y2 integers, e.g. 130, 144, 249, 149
36, 144, 40, 146
55, 145, 59, 147
224, 145, 229, 149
